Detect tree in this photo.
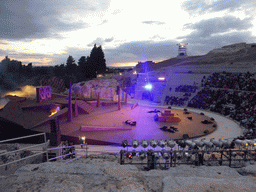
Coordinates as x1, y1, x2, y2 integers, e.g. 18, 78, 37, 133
78, 56, 89, 81
87, 44, 106, 78
66, 55, 77, 75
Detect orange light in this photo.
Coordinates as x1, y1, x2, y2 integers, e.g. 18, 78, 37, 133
158, 77, 165, 81
49, 106, 60, 117
49, 111, 58, 116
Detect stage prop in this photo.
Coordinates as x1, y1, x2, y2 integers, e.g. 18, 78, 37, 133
80, 126, 132, 132
68, 81, 72, 122
154, 109, 181, 122
36, 86, 51, 103
131, 102, 138, 110
74, 97, 78, 117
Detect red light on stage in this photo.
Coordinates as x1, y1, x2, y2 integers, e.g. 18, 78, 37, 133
158, 77, 165, 81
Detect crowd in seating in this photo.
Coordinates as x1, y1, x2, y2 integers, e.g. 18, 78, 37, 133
188, 88, 256, 132
203, 72, 256, 91
164, 96, 188, 106
175, 85, 198, 93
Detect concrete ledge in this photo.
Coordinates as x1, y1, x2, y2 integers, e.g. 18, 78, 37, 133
80, 126, 132, 132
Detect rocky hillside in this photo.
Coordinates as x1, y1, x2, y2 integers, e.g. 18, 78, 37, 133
1, 153, 256, 192
135, 43, 256, 72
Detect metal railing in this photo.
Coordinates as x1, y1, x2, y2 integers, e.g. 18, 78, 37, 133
0, 133, 49, 168
47, 143, 121, 163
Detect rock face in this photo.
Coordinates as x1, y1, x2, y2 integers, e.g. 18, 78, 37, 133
1, 153, 256, 192
66, 79, 131, 102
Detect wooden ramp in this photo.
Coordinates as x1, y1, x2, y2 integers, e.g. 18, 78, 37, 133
76, 100, 94, 114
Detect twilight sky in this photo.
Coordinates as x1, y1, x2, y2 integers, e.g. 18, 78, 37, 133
0, 0, 256, 67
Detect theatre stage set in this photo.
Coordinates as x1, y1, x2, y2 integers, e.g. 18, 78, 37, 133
1, 86, 217, 146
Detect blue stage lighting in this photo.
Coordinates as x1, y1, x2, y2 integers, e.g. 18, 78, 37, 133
144, 84, 152, 90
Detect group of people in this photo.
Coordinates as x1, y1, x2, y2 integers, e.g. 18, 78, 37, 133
188, 86, 256, 137
175, 85, 198, 93
203, 72, 256, 91
164, 96, 188, 106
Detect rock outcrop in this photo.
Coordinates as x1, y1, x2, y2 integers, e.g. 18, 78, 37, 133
1, 153, 256, 192
64, 79, 131, 102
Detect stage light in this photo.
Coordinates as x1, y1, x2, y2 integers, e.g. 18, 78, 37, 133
139, 151, 146, 160
153, 152, 159, 158
161, 150, 169, 159
193, 139, 204, 148
132, 140, 139, 148
248, 139, 256, 146
121, 140, 128, 148
144, 84, 152, 90
167, 140, 176, 148
184, 140, 196, 149
221, 139, 232, 148
141, 140, 149, 148
176, 140, 186, 148
202, 139, 214, 148
234, 139, 247, 147
158, 140, 166, 148
184, 152, 191, 158
150, 140, 158, 148
132, 150, 137, 157
210, 138, 223, 148
81, 136, 86, 141
127, 153, 132, 159
158, 77, 165, 81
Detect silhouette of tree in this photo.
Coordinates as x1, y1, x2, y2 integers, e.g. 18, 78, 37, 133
66, 55, 77, 75
87, 44, 106, 78
78, 56, 89, 81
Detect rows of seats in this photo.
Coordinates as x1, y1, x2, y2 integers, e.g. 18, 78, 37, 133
203, 72, 256, 91
175, 85, 198, 93
187, 72, 256, 137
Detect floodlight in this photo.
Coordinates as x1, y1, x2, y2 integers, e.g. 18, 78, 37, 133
248, 139, 256, 146
150, 140, 158, 148
167, 140, 176, 148
132, 150, 137, 157
234, 139, 247, 147
158, 77, 165, 81
121, 140, 128, 148
184, 140, 196, 149
176, 152, 182, 159
158, 140, 167, 148
202, 140, 213, 148
210, 138, 223, 148
176, 140, 186, 148
221, 139, 232, 148
194, 139, 204, 148
153, 152, 159, 158
132, 140, 139, 148
141, 140, 149, 148
139, 150, 146, 160
184, 152, 191, 158
144, 84, 152, 90
161, 150, 169, 159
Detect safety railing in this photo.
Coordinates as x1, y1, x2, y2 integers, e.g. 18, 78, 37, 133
0, 133, 49, 168
47, 143, 121, 163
